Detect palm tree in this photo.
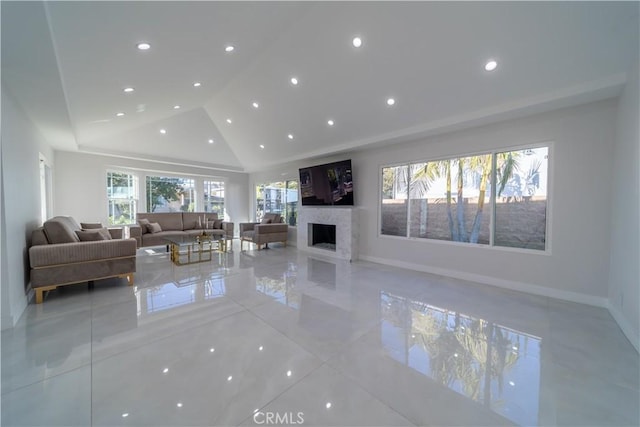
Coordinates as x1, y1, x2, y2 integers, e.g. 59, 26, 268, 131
411, 153, 519, 243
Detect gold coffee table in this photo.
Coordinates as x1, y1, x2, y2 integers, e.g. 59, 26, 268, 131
165, 234, 226, 266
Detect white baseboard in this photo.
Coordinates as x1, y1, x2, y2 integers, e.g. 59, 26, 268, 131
606, 301, 640, 353
359, 255, 609, 308
1, 287, 30, 330
1, 314, 15, 331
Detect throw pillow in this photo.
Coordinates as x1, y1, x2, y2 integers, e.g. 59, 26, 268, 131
80, 222, 103, 229
138, 218, 151, 234
93, 227, 113, 240
76, 230, 107, 241
213, 219, 224, 229
261, 218, 272, 224
147, 222, 162, 234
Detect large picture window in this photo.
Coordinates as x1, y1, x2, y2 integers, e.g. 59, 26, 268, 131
381, 146, 548, 250
256, 180, 298, 226
146, 176, 195, 212
107, 171, 138, 225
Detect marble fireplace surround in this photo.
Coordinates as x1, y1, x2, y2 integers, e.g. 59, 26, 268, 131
297, 207, 358, 262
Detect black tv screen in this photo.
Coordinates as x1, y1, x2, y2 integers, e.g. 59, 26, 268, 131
299, 159, 354, 206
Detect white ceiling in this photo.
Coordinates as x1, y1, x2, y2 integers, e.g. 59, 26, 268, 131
2, 1, 638, 172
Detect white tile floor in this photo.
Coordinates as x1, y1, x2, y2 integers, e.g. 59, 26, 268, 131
2, 243, 638, 426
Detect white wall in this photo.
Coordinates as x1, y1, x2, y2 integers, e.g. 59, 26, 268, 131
54, 151, 250, 235
608, 52, 640, 351
1, 85, 55, 329
353, 99, 618, 304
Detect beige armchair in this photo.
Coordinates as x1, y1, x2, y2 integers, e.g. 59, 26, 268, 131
239, 213, 288, 250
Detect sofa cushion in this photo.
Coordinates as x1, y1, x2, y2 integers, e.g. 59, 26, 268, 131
137, 213, 183, 231
242, 230, 255, 239
137, 218, 151, 234
94, 228, 113, 240
80, 222, 103, 229
212, 219, 224, 229
148, 222, 162, 233
76, 230, 108, 241
261, 218, 272, 224
43, 216, 81, 244
262, 213, 282, 223
31, 227, 49, 246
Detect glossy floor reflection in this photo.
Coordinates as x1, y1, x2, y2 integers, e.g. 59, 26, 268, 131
2, 243, 638, 426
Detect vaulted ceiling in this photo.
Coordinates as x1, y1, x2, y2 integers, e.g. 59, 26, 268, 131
2, 1, 638, 172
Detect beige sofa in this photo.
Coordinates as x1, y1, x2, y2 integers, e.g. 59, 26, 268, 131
131, 212, 233, 249
239, 213, 288, 250
29, 216, 137, 304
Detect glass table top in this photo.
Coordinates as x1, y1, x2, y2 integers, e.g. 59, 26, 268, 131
164, 234, 223, 246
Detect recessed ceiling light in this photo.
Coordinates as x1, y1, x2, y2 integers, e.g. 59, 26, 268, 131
290, 77, 298, 85
176, 403, 183, 408
287, 134, 294, 140
386, 98, 396, 106
160, 129, 167, 134
327, 119, 335, 126
136, 42, 151, 51
485, 60, 498, 71
116, 112, 125, 117
193, 82, 202, 87
123, 87, 134, 93
208, 139, 214, 144
225, 45, 235, 52
252, 102, 259, 108
226, 118, 233, 124
173, 105, 181, 109
352, 37, 363, 48
259, 144, 265, 149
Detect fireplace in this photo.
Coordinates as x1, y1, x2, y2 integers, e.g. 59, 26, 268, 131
297, 207, 358, 261
309, 223, 336, 251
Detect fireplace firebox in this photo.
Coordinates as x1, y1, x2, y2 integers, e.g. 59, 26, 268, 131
309, 223, 336, 251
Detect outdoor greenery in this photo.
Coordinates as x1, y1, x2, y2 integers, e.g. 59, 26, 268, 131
146, 176, 195, 212
256, 180, 298, 225
107, 172, 137, 225
411, 153, 513, 243
382, 147, 547, 249
146, 177, 183, 212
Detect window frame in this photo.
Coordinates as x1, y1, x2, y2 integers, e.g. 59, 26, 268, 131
378, 142, 553, 254
106, 170, 139, 225
203, 179, 225, 217
255, 179, 299, 226
145, 174, 197, 213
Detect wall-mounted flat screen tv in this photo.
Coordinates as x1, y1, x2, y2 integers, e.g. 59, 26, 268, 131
299, 159, 353, 206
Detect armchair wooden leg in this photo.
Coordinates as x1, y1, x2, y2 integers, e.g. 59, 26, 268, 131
35, 286, 57, 304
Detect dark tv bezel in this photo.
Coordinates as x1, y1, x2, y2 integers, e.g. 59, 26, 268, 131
299, 159, 353, 206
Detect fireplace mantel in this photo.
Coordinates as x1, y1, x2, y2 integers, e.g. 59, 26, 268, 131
297, 207, 358, 261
